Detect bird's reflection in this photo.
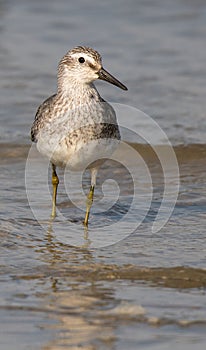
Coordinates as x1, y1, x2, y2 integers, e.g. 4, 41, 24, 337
39, 221, 117, 349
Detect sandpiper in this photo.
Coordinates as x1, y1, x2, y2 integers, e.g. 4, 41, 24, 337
31, 46, 127, 226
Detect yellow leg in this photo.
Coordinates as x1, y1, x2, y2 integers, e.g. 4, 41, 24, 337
51, 163, 59, 218
84, 185, 94, 227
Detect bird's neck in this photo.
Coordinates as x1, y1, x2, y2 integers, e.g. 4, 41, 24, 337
57, 77, 100, 101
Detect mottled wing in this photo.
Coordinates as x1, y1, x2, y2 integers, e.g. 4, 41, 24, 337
31, 94, 57, 142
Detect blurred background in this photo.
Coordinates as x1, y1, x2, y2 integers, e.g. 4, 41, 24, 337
1, 0, 206, 144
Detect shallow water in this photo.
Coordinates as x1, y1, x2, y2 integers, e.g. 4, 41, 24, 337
1, 0, 206, 349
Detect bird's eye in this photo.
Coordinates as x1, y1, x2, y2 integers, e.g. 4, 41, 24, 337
78, 57, 85, 63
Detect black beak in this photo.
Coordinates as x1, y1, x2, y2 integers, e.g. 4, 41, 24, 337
98, 67, 128, 91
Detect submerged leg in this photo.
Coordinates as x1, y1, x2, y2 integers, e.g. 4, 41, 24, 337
51, 163, 59, 218
83, 167, 98, 227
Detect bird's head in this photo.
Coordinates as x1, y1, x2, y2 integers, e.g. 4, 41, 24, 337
58, 46, 127, 91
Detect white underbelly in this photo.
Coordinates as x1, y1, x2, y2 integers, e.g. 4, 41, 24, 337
37, 137, 119, 171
